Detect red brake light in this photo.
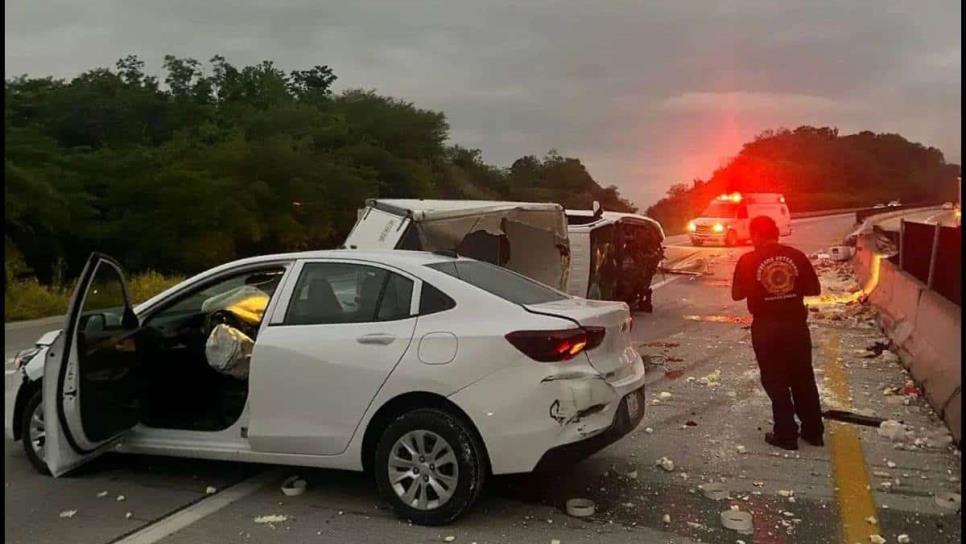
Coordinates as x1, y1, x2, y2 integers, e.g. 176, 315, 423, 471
505, 328, 596, 362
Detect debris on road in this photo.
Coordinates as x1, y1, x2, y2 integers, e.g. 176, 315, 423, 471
205, 486, 217, 495
644, 427, 654, 434
59, 510, 77, 519
281, 475, 307, 496
934, 492, 962, 512
658, 392, 673, 400
125, 512, 133, 519
897, 534, 911, 543
116, 495, 126, 502
565, 498, 596, 517
720, 509, 753, 534
699, 482, 728, 500
869, 535, 886, 544
443, 537, 456, 543
655, 457, 675, 472
254, 514, 290, 524
96, 491, 108, 498
662, 514, 671, 525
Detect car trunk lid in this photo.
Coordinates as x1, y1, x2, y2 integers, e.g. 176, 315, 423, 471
525, 298, 636, 380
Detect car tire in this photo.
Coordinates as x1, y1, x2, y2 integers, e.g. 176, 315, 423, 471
21, 389, 50, 475
725, 230, 738, 247
374, 408, 486, 526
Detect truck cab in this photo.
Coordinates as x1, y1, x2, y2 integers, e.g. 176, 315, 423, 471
687, 192, 791, 246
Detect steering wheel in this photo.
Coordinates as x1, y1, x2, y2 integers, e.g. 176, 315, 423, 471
203, 309, 254, 339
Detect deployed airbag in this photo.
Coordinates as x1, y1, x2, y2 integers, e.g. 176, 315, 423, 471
205, 324, 253, 380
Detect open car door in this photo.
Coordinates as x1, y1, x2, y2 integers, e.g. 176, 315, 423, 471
43, 253, 140, 477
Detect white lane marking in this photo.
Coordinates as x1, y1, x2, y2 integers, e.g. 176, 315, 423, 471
112, 469, 283, 544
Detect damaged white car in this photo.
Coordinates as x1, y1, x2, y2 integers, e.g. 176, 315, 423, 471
7, 250, 645, 525
343, 199, 571, 291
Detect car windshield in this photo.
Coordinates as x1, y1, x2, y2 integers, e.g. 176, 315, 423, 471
701, 201, 739, 218
427, 261, 569, 305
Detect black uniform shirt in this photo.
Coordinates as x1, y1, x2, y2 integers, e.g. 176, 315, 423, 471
731, 242, 821, 322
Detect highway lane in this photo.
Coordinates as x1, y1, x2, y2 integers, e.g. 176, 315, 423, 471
5, 210, 961, 544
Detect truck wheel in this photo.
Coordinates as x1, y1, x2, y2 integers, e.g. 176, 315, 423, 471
375, 408, 485, 526
21, 389, 50, 475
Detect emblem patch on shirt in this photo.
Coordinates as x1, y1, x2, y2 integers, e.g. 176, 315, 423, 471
756, 256, 798, 297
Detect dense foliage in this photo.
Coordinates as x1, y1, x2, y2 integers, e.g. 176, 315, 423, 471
646, 126, 961, 234
5, 55, 635, 284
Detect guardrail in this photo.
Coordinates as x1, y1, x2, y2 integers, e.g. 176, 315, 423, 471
854, 202, 942, 224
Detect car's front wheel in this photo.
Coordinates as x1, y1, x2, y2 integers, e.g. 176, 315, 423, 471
374, 408, 485, 526
21, 389, 50, 475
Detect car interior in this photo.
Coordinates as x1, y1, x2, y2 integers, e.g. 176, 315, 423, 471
132, 268, 285, 431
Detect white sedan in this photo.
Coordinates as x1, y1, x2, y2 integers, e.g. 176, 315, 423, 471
7, 250, 646, 525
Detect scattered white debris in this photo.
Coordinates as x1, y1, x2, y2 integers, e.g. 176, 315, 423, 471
662, 513, 671, 524
125, 512, 133, 519
444, 537, 456, 543
281, 476, 307, 497
96, 491, 108, 498
644, 427, 654, 434
865, 515, 877, 524
736, 445, 747, 454
869, 535, 886, 544
753, 481, 764, 487
565, 498, 596, 517
679, 472, 689, 480
116, 495, 126, 502
658, 392, 673, 400
897, 535, 911, 543
700, 482, 728, 500
873, 471, 891, 478
934, 492, 962, 511
886, 461, 897, 468
878, 420, 905, 442
655, 457, 675, 472
254, 514, 289, 524
205, 486, 217, 495
59, 510, 77, 519
778, 490, 794, 497
720, 509, 753, 534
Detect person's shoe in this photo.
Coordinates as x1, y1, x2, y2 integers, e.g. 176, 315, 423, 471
801, 433, 824, 447
765, 432, 799, 450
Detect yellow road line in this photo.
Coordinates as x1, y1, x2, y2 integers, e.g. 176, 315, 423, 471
823, 331, 879, 543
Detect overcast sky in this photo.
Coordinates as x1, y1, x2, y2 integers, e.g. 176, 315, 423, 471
6, 0, 961, 208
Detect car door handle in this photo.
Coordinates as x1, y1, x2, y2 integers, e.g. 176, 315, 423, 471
357, 333, 396, 345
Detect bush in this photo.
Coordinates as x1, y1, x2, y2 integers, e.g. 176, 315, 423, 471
4, 272, 183, 322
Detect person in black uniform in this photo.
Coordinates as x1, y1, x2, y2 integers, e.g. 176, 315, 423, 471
732, 216, 824, 450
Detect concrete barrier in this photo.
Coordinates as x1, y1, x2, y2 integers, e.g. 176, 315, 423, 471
852, 237, 962, 443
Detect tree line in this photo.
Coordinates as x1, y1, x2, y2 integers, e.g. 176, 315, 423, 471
5, 55, 635, 285
646, 126, 960, 233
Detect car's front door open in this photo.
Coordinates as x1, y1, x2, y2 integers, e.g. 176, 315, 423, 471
43, 252, 140, 477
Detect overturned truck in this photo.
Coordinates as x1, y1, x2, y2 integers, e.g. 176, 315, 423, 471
343, 199, 571, 291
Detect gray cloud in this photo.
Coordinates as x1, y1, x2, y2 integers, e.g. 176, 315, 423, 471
6, 0, 960, 208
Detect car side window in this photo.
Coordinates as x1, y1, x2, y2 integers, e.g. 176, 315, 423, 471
419, 283, 456, 315
284, 262, 414, 325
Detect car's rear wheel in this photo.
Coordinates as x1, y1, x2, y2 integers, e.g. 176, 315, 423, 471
374, 408, 485, 526
21, 389, 50, 475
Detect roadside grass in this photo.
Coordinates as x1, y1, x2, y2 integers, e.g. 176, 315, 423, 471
5, 272, 183, 322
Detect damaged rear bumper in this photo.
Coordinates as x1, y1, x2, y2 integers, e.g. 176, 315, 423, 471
533, 385, 645, 471
449, 352, 646, 475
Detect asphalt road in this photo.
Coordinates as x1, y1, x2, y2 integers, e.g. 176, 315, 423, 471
5, 212, 962, 544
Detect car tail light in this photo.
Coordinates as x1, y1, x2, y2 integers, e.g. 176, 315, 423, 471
584, 326, 606, 350
505, 328, 596, 362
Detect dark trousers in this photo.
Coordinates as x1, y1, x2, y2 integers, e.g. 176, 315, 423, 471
751, 318, 824, 440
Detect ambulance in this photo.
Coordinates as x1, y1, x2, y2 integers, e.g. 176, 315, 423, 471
687, 192, 791, 246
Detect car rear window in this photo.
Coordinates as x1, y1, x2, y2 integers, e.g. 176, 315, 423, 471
427, 261, 568, 305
